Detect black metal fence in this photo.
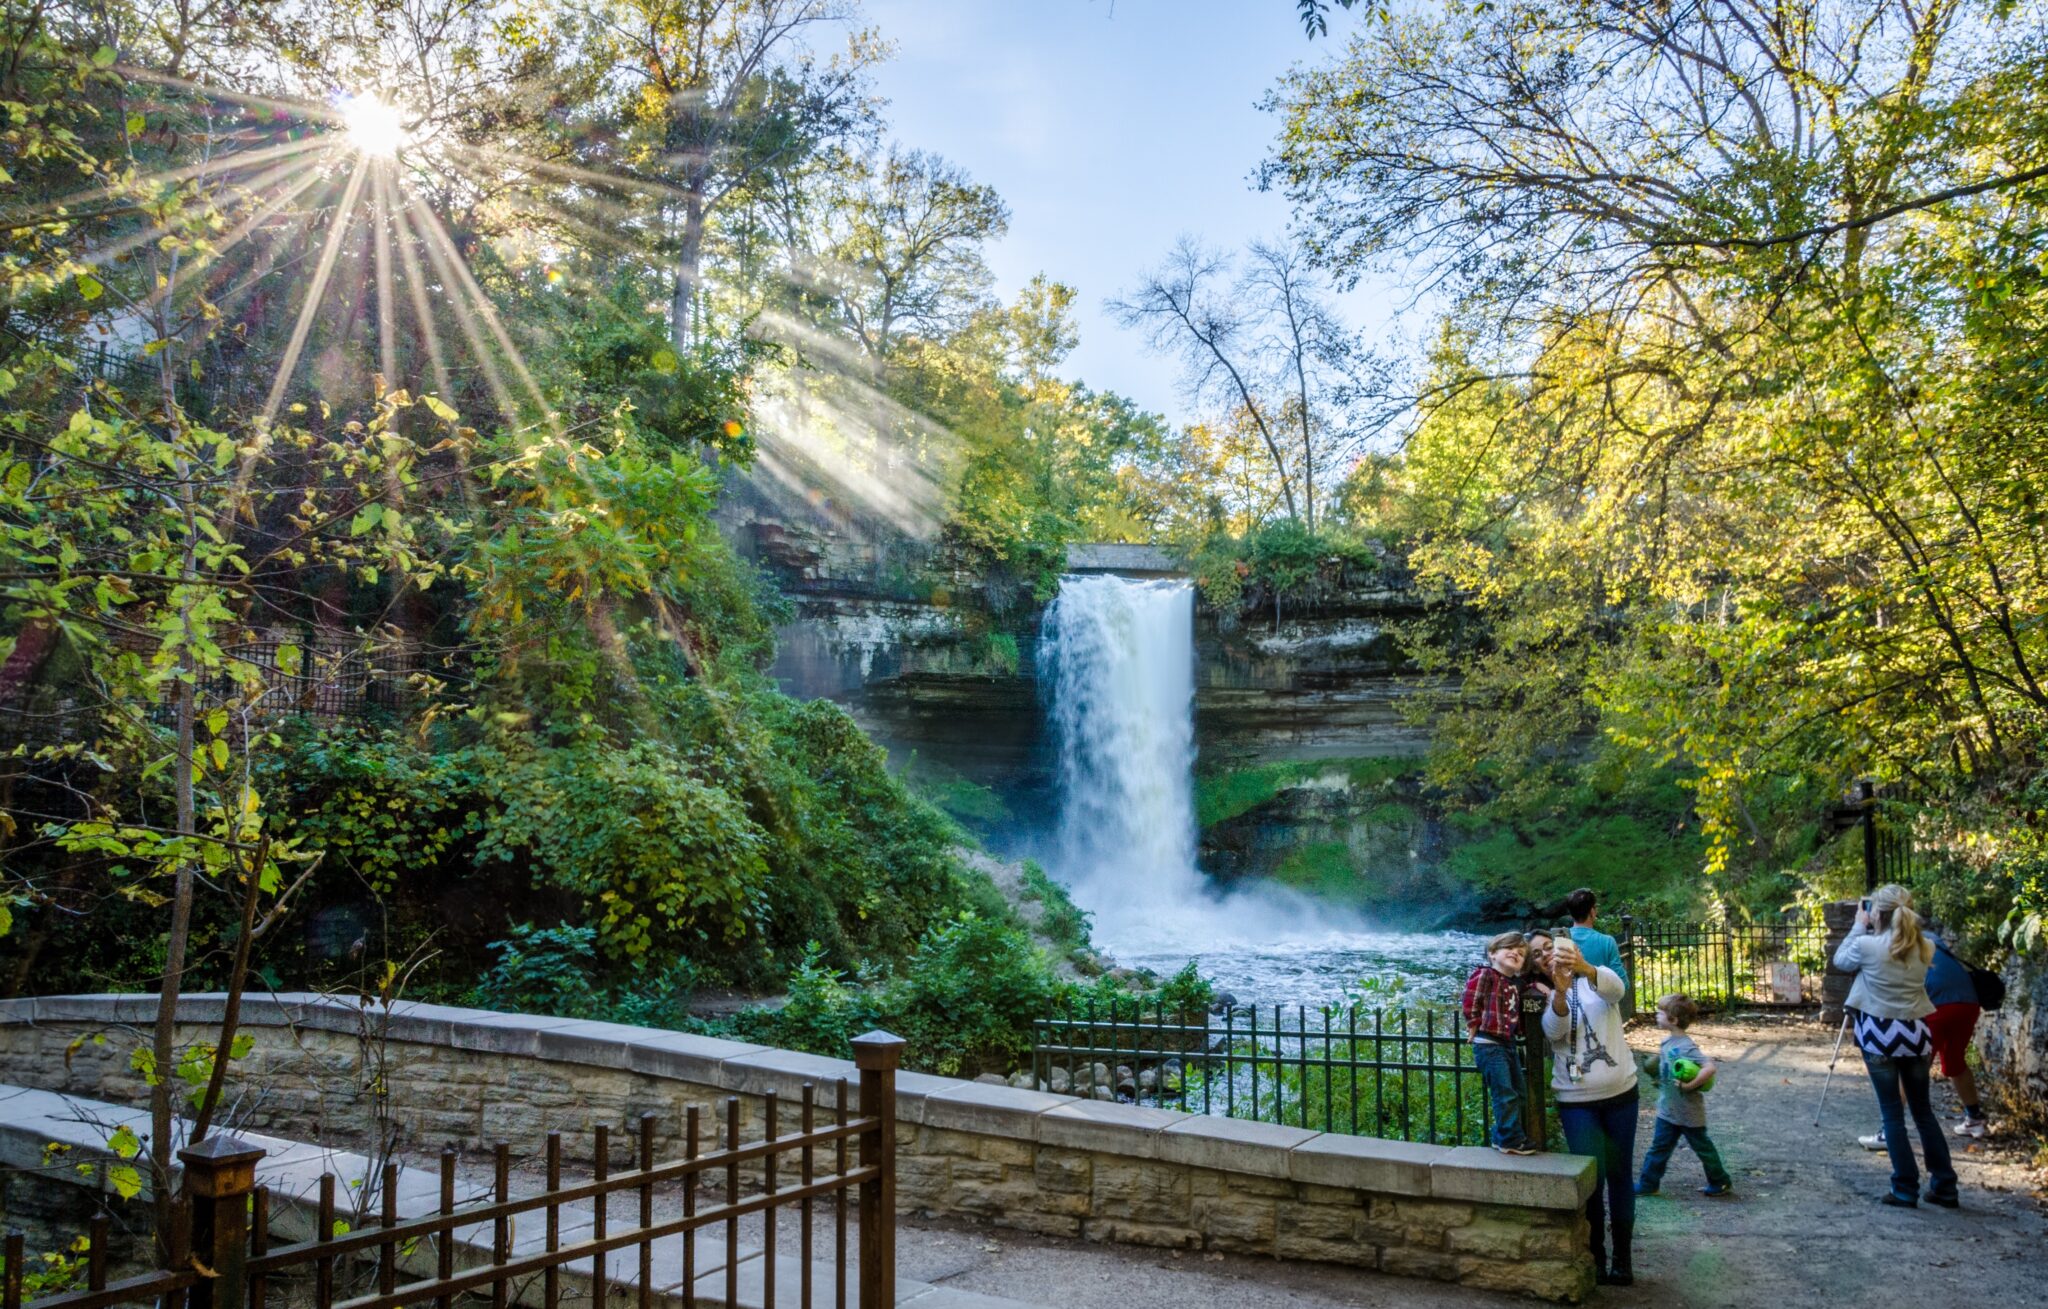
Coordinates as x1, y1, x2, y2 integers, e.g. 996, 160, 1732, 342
1616, 914, 1831, 1011
1030, 999, 1520, 1147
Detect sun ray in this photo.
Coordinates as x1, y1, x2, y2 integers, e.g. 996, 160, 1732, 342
262, 155, 372, 423
403, 194, 559, 431
18, 136, 332, 225
396, 194, 525, 424
387, 185, 457, 404
187, 171, 343, 337
134, 154, 338, 314
462, 140, 704, 208
372, 166, 400, 387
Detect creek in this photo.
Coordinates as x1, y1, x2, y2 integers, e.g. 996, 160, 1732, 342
1040, 573, 1483, 1009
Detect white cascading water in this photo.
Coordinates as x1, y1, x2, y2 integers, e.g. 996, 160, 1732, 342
1039, 572, 1486, 999
1041, 574, 1205, 942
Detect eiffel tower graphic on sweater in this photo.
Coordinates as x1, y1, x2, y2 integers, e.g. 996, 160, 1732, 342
1566, 987, 1620, 1083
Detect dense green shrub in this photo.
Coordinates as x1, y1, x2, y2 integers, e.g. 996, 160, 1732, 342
469, 922, 700, 1028
1185, 520, 1381, 618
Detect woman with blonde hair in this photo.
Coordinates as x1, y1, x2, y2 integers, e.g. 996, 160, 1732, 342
1832, 883, 1960, 1208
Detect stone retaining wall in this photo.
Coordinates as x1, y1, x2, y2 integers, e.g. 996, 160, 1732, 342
0, 995, 1594, 1302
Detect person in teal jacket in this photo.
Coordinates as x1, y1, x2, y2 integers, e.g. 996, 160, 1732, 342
1567, 888, 1631, 1009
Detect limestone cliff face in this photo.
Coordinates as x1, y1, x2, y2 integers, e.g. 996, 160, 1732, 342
755, 541, 1434, 812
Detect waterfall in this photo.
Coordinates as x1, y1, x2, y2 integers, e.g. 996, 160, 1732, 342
1040, 574, 1206, 946
1038, 571, 1480, 994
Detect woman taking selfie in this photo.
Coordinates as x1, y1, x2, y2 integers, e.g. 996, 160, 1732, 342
1541, 938, 1636, 1285
1833, 883, 1960, 1208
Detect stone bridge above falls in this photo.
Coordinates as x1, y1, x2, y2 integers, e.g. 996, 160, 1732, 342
1062, 543, 1185, 576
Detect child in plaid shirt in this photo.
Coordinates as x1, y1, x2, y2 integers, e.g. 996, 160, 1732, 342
1463, 931, 1538, 1154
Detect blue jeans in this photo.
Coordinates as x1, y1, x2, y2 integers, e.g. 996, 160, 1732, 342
1863, 1051, 1958, 1202
1472, 1039, 1527, 1148
1558, 1087, 1638, 1272
1638, 1117, 1730, 1190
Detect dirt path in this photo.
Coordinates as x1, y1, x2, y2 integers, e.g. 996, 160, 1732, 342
880, 1013, 2048, 1308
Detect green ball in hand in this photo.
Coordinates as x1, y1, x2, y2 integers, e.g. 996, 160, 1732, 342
1671, 1056, 1715, 1093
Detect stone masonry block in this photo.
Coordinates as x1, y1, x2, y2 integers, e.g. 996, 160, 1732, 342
921, 1082, 1068, 1138
621, 1031, 771, 1085
1379, 1245, 1459, 1281
974, 1134, 1034, 1166
1460, 1254, 1595, 1303
1287, 1133, 1437, 1197
1431, 1146, 1594, 1209
1155, 1115, 1317, 1179
1445, 1214, 1535, 1260
1033, 1148, 1092, 1194
1091, 1158, 1190, 1225
713, 1048, 858, 1100
1385, 1197, 1475, 1239
915, 1127, 986, 1159
1037, 1101, 1190, 1158
1188, 1168, 1291, 1199
1517, 1216, 1587, 1261
1189, 1195, 1275, 1247
1275, 1198, 1360, 1244
999, 1211, 1082, 1240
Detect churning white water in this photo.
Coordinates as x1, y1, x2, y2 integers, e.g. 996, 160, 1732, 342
1039, 572, 1484, 1002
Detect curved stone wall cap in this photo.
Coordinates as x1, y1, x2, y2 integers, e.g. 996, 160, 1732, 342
1038, 1099, 1193, 1158
1288, 1132, 1438, 1198
1431, 1145, 1596, 1209
921, 1081, 1074, 1138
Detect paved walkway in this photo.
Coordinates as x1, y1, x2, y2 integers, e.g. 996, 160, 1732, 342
873, 1014, 2048, 1308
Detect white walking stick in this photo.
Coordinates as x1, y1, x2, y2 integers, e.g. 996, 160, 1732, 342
1814, 1011, 1852, 1127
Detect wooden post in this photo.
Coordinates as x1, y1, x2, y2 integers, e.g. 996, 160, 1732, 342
1860, 780, 1879, 894
850, 1030, 904, 1309
178, 1135, 265, 1309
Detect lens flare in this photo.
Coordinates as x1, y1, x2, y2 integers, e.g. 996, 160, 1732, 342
341, 95, 408, 157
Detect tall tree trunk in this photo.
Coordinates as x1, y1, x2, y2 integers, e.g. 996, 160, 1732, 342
671, 190, 707, 350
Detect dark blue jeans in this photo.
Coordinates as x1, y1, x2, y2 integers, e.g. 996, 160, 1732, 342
1558, 1087, 1639, 1272
1638, 1117, 1731, 1189
1863, 1051, 1958, 1202
1472, 1039, 1527, 1148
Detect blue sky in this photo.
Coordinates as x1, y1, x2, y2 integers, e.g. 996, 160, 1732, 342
860, 0, 1394, 424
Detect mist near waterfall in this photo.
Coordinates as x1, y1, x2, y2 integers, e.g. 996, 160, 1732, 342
1038, 573, 1375, 955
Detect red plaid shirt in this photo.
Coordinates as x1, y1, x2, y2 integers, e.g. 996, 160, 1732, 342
1462, 964, 1523, 1043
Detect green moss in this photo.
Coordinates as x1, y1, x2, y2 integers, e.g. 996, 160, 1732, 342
900, 754, 1013, 834
1195, 756, 1414, 829
1273, 840, 1359, 898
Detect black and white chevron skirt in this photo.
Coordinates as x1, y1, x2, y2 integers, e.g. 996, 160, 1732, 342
1851, 1009, 1934, 1058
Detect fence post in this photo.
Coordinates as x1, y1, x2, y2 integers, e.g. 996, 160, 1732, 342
1859, 779, 1878, 893
1724, 922, 1739, 1007
850, 1030, 904, 1309
179, 1135, 266, 1309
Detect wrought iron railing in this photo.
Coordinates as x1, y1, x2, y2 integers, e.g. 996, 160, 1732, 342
1030, 999, 1527, 1147
1616, 914, 1831, 1011
4, 1033, 904, 1309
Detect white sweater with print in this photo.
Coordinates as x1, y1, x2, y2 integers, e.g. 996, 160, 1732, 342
1540, 966, 1635, 1102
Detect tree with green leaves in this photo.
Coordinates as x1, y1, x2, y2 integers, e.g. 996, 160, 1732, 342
1272, 0, 2048, 943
